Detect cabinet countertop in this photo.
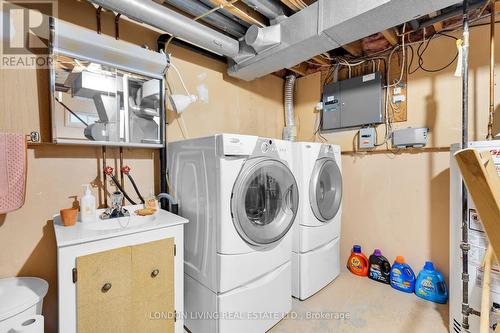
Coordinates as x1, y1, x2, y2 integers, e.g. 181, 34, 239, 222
53, 205, 188, 248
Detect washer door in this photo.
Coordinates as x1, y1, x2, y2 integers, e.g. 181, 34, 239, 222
231, 157, 298, 246
309, 157, 342, 222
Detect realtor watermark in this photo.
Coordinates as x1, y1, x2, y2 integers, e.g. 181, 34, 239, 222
149, 311, 351, 321
1, 0, 56, 69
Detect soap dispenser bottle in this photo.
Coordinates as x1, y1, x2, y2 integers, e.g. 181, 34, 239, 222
80, 184, 96, 223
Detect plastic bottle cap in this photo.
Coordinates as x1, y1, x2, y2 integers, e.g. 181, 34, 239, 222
353, 245, 362, 253
424, 261, 435, 271
82, 184, 92, 196
395, 256, 405, 264
373, 249, 382, 256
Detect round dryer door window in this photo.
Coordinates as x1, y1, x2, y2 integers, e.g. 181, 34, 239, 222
231, 157, 298, 245
309, 157, 342, 222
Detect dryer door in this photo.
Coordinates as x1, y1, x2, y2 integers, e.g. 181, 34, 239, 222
309, 157, 342, 222
231, 157, 298, 246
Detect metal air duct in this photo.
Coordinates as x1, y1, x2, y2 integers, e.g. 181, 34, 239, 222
230, 0, 466, 80
241, 0, 285, 20
89, 0, 240, 58
164, 0, 247, 37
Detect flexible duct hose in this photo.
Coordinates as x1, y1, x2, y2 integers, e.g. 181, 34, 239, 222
283, 74, 297, 141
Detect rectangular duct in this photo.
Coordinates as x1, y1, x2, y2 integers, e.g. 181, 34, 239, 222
229, 0, 463, 80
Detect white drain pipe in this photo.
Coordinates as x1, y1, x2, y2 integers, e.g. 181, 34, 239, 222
283, 75, 297, 141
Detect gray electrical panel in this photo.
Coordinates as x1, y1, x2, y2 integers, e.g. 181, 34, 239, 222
321, 72, 383, 131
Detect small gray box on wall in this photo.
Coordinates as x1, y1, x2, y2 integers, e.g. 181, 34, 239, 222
392, 127, 429, 148
321, 73, 383, 131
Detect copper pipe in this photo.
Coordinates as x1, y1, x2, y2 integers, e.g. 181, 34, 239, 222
102, 146, 107, 207
119, 147, 125, 206
488, 0, 495, 140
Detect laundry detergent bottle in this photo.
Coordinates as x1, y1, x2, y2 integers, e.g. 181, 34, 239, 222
390, 256, 416, 293
415, 261, 448, 304
368, 249, 391, 284
347, 245, 369, 277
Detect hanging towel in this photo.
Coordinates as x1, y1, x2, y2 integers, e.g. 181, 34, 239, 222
0, 133, 27, 214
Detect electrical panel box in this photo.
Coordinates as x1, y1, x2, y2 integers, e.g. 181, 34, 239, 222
358, 127, 376, 149
321, 73, 383, 131
392, 127, 429, 148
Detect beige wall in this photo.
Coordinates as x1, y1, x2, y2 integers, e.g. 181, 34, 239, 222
0, 1, 284, 332
296, 24, 500, 281
1, 1, 499, 331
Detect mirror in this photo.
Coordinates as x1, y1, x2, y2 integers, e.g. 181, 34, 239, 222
51, 54, 164, 147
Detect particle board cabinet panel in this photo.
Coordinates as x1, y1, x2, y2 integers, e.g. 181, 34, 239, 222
131, 238, 175, 333
55, 206, 186, 333
76, 246, 133, 333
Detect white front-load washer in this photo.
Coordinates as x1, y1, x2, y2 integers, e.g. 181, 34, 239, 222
168, 134, 298, 333
292, 142, 342, 300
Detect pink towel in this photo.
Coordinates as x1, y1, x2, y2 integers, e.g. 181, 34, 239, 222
0, 133, 27, 214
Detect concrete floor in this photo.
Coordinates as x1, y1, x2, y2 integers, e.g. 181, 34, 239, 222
269, 269, 449, 333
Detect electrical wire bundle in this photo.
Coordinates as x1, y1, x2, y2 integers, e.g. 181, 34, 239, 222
314, 7, 493, 149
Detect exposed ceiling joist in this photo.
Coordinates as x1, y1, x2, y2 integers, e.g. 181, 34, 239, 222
433, 21, 444, 31
289, 62, 309, 76
207, 0, 268, 26
312, 55, 329, 65
280, 0, 302, 11
381, 28, 399, 46
342, 40, 363, 57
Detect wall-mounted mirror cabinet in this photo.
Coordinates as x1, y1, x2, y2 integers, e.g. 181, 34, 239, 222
50, 19, 169, 148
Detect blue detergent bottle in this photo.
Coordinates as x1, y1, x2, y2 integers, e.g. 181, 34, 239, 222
390, 256, 416, 293
415, 261, 448, 304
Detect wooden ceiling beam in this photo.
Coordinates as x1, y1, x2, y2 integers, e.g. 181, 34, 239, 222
381, 28, 399, 46
342, 40, 363, 57
207, 0, 268, 26
311, 55, 330, 65
280, 0, 302, 11
289, 62, 309, 76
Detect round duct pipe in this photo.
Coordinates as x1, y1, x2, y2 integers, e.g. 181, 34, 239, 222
245, 24, 281, 53
89, 0, 240, 59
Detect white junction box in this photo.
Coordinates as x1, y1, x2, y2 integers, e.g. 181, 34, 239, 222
392, 127, 428, 148
358, 127, 375, 149
450, 140, 500, 333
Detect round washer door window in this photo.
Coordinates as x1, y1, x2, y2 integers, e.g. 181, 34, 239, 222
232, 157, 298, 245
309, 157, 342, 222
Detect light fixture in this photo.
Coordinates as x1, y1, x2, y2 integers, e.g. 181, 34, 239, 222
168, 62, 198, 113
169, 94, 198, 114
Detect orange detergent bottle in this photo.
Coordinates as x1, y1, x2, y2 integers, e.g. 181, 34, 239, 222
347, 245, 369, 276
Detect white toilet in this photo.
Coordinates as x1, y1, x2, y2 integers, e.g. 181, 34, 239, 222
0, 277, 48, 333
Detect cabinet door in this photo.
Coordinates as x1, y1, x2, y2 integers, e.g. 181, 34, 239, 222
76, 246, 132, 333
131, 238, 175, 333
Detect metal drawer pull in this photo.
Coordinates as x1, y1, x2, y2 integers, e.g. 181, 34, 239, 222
151, 269, 160, 278
101, 283, 112, 293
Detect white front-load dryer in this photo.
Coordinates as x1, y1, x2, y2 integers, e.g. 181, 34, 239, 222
292, 142, 342, 300
168, 134, 298, 333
